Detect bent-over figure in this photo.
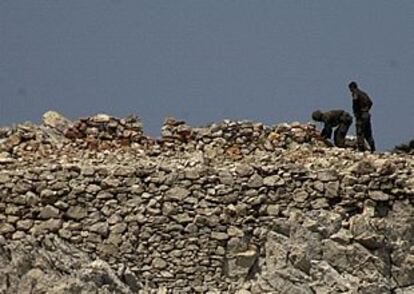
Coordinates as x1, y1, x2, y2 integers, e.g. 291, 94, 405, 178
312, 109, 353, 148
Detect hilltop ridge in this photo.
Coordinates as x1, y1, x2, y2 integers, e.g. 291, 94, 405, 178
0, 111, 413, 293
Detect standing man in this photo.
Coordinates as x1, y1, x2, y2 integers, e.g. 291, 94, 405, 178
312, 109, 353, 148
348, 81, 376, 152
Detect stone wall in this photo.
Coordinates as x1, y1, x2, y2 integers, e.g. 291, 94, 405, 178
0, 112, 413, 293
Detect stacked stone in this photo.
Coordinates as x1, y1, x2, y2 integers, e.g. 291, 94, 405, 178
0, 141, 414, 293
161, 117, 324, 157
1, 113, 414, 293
65, 113, 144, 147
0, 112, 148, 165
0, 120, 70, 164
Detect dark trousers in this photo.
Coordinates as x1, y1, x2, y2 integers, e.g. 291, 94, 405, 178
333, 113, 352, 148
356, 112, 376, 152
334, 122, 351, 148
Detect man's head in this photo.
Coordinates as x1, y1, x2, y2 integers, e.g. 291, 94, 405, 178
312, 110, 323, 122
348, 81, 358, 92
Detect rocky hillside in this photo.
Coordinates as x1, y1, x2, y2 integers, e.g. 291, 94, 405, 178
0, 111, 413, 294
394, 139, 414, 155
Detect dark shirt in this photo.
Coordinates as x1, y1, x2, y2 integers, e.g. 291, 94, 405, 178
352, 89, 373, 118
320, 110, 352, 139
321, 110, 350, 126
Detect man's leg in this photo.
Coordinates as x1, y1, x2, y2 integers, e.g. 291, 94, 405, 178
356, 120, 366, 151
364, 115, 376, 152
335, 122, 350, 148
334, 127, 344, 148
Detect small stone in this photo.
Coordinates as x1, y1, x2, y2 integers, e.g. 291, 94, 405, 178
38, 205, 60, 219
26, 191, 40, 206
45, 219, 62, 232
0, 154, 15, 164
227, 226, 244, 237
32, 219, 62, 235
184, 223, 198, 234
55, 201, 69, 210
235, 164, 254, 177
58, 228, 72, 239
236, 290, 251, 294
330, 228, 352, 245
293, 189, 309, 203
14, 181, 32, 194
173, 213, 192, 224
185, 169, 200, 180
11, 231, 25, 240
7, 215, 19, 223
114, 166, 136, 177
0, 223, 15, 234
108, 214, 123, 225
97, 191, 114, 199
152, 257, 167, 269
16, 219, 33, 231
313, 181, 324, 193
65, 206, 87, 220
0, 173, 11, 184
165, 187, 190, 201
86, 184, 101, 194
40, 189, 58, 204
42, 111, 72, 132
368, 190, 390, 201
89, 222, 109, 237
317, 170, 338, 182
81, 166, 95, 176
211, 232, 229, 241
91, 113, 111, 123
111, 223, 127, 234
311, 198, 329, 209
325, 181, 339, 198
266, 204, 280, 216
263, 175, 285, 187
247, 173, 263, 188
123, 268, 141, 292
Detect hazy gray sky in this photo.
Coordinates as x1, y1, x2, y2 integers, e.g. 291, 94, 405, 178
1, 0, 413, 150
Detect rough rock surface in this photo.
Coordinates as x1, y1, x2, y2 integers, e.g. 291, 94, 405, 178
0, 111, 413, 293
394, 139, 414, 155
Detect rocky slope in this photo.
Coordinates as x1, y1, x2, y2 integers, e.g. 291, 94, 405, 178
394, 139, 414, 155
0, 111, 413, 294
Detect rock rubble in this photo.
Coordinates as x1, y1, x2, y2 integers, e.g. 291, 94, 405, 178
394, 139, 414, 155
0, 111, 413, 293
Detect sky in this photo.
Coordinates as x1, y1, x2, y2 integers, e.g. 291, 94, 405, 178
1, 0, 413, 150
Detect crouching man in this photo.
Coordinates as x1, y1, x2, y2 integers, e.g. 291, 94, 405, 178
312, 109, 353, 148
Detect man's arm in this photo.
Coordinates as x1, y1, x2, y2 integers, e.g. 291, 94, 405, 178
364, 93, 373, 111
321, 125, 332, 139
352, 93, 359, 115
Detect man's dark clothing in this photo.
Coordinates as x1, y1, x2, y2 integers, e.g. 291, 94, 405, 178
351, 88, 376, 152
317, 110, 353, 148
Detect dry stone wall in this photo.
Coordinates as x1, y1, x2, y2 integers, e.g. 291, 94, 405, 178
0, 112, 414, 294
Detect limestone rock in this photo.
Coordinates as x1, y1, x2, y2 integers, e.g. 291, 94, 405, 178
0, 114, 413, 293
165, 187, 190, 201
42, 111, 72, 133
368, 190, 390, 201
65, 206, 87, 220
38, 205, 60, 219
0, 223, 15, 234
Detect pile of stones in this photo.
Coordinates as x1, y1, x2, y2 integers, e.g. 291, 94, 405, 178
0, 111, 149, 164
64, 113, 144, 145
160, 117, 324, 157
394, 139, 414, 155
0, 111, 413, 293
